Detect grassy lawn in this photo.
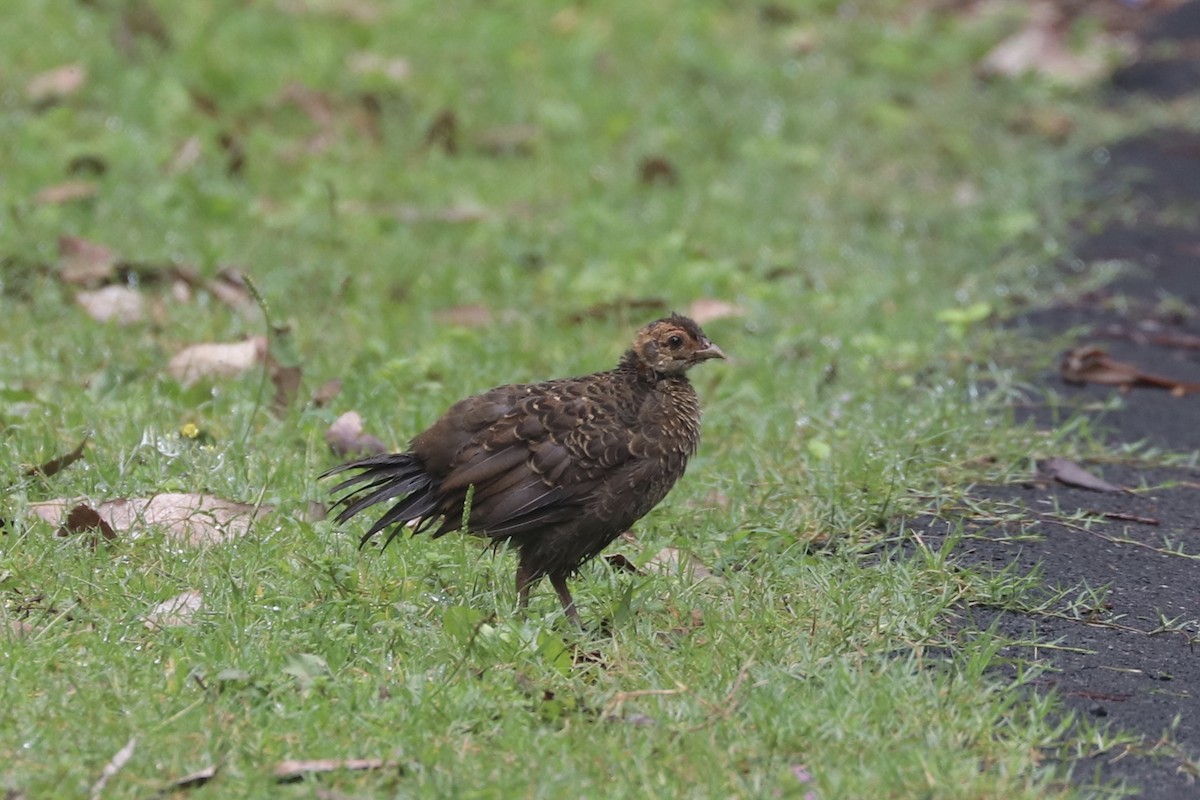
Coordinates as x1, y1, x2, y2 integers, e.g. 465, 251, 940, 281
1, 2, 1128, 797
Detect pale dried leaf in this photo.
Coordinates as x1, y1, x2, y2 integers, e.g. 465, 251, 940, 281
34, 180, 99, 205
645, 547, 718, 582
273, 758, 391, 782
208, 268, 257, 317
144, 590, 204, 630
346, 52, 412, 83
58, 236, 118, 287
1039, 458, 1127, 494
271, 364, 303, 415
687, 298, 744, 325
977, 3, 1109, 85
27, 63, 87, 103
325, 411, 388, 458
168, 337, 266, 387
76, 286, 145, 325
165, 136, 203, 175
30, 493, 271, 546
163, 765, 219, 791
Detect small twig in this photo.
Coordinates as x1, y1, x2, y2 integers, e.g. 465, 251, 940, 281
90, 736, 137, 799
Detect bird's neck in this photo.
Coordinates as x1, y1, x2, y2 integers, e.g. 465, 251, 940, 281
617, 351, 687, 386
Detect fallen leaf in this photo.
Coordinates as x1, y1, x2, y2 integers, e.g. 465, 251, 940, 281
162, 765, 219, 791
271, 364, 303, 415
424, 109, 459, 155
25, 438, 88, 478
272, 758, 392, 783
312, 379, 342, 408
34, 180, 99, 205
167, 337, 267, 387
58, 236, 118, 287
434, 304, 493, 328
1061, 345, 1200, 394
76, 285, 145, 325
27, 63, 87, 104
30, 494, 270, 546
1038, 457, 1127, 493
207, 267, 257, 317
602, 553, 642, 574
8, 618, 35, 637
645, 547, 717, 582
217, 131, 245, 176
977, 3, 1111, 86
57, 504, 117, 545
89, 737, 136, 800
639, 155, 678, 186
165, 136, 203, 175
325, 411, 388, 458
687, 298, 744, 326
143, 590, 203, 630
346, 52, 411, 83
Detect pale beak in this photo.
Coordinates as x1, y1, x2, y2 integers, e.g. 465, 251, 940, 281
694, 342, 726, 361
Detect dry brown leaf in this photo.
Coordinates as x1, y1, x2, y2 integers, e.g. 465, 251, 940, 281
346, 52, 411, 82
1061, 345, 1200, 394
25, 438, 88, 478
325, 411, 388, 458
567, 297, 668, 323
168, 337, 266, 387
434, 304, 493, 328
602, 553, 642, 574
1038, 457, 1127, 494
271, 364, 303, 415
27, 63, 87, 104
76, 285, 145, 325
57, 504, 117, 545
977, 3, 1111, 85
273, 758, 392, 782
34, 180, 99, 205
312, 379, 342, 408
424, 109, 459, 155
645, 547, 717, 583
58, 236, 118, 287
639, 155, 678, 186
687, 298, 744, 326
143, 590, 203, 630
30, 494, 270, 546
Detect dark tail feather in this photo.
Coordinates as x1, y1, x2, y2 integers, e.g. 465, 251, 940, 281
321, 453, 441, 548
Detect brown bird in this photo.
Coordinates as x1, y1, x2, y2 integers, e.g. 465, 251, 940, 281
323, 314, 724, 625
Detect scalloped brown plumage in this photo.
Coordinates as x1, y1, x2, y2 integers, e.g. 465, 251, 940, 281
322, 314, 725, 625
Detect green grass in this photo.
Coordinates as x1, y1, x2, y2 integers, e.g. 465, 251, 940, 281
0, 1, 1145, 797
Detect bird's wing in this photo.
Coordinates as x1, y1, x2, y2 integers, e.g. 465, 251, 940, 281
426, 382, 638, 539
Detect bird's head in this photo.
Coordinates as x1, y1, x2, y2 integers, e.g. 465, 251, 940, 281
627, 313, 726, 378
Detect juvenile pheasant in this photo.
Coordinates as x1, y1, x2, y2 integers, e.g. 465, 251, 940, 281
323, 314, 724, 624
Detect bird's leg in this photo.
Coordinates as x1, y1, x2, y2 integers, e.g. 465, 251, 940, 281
515, 561, 535, 615
550, 573, 581, 627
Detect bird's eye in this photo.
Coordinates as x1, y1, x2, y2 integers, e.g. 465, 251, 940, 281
667, 335, 684, 349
